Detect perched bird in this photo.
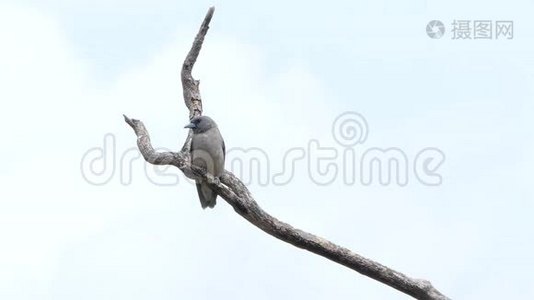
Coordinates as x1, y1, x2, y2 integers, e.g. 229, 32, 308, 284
184, 116, 225, 209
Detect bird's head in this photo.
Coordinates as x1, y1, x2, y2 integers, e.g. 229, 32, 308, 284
184, 115, 217, 134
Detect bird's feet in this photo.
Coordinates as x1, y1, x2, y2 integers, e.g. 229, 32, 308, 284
207, 175, 220, 186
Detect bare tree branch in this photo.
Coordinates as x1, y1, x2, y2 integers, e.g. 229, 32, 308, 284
123, 7, 450, 300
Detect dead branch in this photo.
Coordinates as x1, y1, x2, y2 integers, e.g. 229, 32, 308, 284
123, 7, 450, 300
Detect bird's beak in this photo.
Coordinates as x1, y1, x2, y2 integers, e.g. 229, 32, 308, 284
184, 122, 196, 129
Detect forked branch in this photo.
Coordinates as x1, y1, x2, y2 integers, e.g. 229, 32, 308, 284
123, 7, 450, 300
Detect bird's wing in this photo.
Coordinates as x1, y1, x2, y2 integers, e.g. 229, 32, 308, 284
222, 138, 226, 160
190, 134, 194, 154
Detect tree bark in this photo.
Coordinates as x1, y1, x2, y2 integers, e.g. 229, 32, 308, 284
123, 7, 451, 300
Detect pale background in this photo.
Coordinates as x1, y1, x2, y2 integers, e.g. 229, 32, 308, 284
1, 0, 533, 299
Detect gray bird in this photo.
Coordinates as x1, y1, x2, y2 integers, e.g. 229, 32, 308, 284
184, 116, 225, 209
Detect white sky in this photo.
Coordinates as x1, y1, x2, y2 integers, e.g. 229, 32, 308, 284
1, 0, 533, 299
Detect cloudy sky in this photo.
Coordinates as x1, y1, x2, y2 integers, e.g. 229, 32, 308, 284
1, 0, 533, 299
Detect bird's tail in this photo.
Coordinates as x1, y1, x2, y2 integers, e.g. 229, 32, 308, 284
196, 182, 217, 209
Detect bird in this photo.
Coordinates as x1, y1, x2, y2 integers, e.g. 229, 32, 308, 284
184, 115, 225, 209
